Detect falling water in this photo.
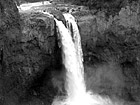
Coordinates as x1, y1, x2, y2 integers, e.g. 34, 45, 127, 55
54, 14, 86, 101
15, 1, 124, 104
63, 13, 84, 76
52, 13, 123, 105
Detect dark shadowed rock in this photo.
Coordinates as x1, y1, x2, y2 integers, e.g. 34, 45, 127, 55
32, 6, 66, 26
73, 2, 140, 103
0, 0, 61, 104
0, 0, 21, 99
1, 0, 140, 104
48, 9, 66, 25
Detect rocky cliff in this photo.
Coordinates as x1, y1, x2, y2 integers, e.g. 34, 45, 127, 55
0, 0, 63, 104
72, 2, 140, 104
1, 0, 140, 105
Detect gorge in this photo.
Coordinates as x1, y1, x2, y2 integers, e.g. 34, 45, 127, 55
0, 0, 140, 105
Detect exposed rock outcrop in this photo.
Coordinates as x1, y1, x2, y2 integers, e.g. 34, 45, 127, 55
1, 0, 140, 105
0, 0, 64, 104
73, 3, 140, 103
0, 0, 21, 99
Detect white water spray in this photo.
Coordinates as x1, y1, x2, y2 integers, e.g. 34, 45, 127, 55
52, 13, 123, 105
17, 1, 51, 12
63, 13, 84, 76
15, 1, 124, 104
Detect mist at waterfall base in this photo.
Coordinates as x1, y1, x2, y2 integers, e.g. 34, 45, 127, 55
52, 13, 124, 105
16, 2, 125, 104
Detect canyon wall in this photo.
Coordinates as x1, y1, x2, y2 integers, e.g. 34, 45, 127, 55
0, 0, 62, 104
1, 0, 140, 105
74, 2, 140, 102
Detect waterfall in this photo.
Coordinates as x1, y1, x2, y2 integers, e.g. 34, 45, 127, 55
54, 14, 86, 103
42, 12, 123, 105
63, 14, 84, 76
13, 1, 124, 104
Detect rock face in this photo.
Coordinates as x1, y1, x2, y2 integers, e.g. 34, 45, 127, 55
1, 0, 140, 105
74, 3, 140, 102
18, 12, 56, 87
0, 0, 21, 98
0, 0, 63, 104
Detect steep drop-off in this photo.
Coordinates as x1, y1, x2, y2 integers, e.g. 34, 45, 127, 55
1, 0, 140, 105
0, 0, 64, 104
